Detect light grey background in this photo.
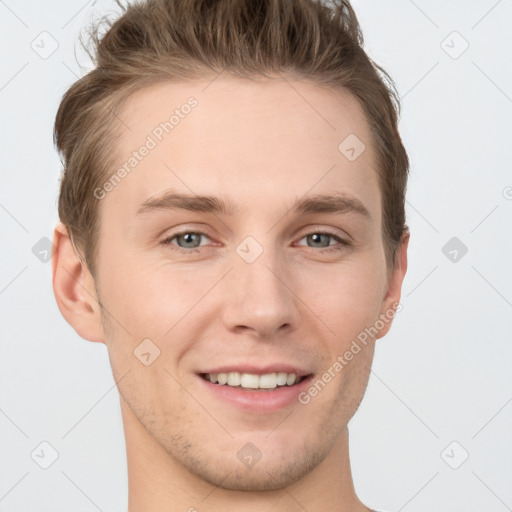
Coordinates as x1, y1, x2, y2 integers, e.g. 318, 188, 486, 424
1, 0, 511, 511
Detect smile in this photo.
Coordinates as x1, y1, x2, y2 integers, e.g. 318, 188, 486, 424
201, 371, 305, 390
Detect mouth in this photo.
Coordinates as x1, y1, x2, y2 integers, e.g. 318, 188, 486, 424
199, 371, 309, 391
196, 364, 314, 412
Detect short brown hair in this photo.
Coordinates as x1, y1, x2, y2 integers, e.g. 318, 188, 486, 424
54, 0, 409, 279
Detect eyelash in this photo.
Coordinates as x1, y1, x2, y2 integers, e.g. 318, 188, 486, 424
160, 230, 350, 255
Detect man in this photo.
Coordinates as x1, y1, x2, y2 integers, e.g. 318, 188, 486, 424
52, 0, 409, 510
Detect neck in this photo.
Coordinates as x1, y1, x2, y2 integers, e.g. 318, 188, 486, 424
120, 398, 371, 512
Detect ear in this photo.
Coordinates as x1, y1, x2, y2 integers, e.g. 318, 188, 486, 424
375, 230, 409, 340
52, 222, 105, 343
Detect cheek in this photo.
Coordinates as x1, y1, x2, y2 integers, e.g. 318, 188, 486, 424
98, 253, 223, 374
96, 241, 190, 332
298, 258, 385, 343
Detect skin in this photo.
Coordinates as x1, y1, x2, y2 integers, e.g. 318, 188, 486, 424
52, 75, 408, 512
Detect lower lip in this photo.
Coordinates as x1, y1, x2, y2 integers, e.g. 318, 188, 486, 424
197, 374, 314, 413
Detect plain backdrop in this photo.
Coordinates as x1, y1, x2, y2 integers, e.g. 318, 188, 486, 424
1, 0, 511, 511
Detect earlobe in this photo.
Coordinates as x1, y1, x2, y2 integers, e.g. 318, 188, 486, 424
52, 222, 105, 343
375, 231, 410, 340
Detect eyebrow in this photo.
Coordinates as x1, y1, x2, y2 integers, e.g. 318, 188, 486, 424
136, 191, 372, 221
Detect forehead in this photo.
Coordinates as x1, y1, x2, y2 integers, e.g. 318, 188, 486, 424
104, 75, 381, 224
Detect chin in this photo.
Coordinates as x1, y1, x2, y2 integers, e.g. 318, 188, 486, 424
167, 433, 332, 491
188, 457, 313, 491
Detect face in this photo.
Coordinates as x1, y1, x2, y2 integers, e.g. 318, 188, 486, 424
89, 76, 405, 490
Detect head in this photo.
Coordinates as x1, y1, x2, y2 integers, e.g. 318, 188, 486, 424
53, 0, 409, 493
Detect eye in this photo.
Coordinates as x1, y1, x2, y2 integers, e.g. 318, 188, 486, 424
296, 232, 350, 253
161, 231, 212, 253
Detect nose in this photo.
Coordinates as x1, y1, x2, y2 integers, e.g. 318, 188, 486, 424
220, 246, 300, 340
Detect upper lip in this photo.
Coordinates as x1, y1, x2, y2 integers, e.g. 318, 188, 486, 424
199, 364, 312, 378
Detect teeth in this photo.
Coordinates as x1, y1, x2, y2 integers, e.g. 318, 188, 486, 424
205, 371, 301, 389
227, 372, 241, 386
240, 373, 260, 388
276, 372, 288, 386
259, 373, 277, 389
286, 373, 296, 386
